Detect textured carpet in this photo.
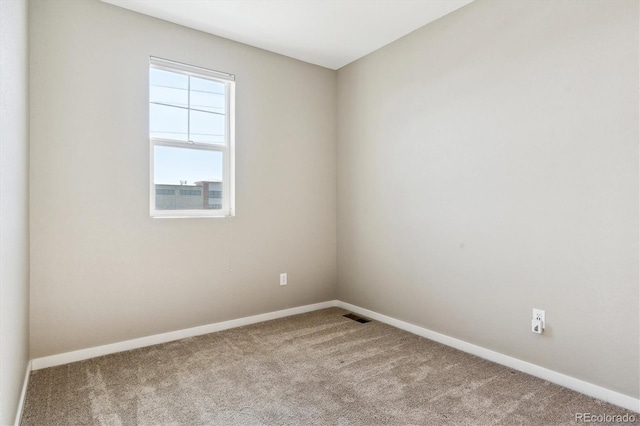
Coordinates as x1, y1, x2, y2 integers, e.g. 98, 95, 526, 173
21, 308, 637, 425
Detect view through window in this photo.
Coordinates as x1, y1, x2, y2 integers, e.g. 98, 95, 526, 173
149, 57, 235, 217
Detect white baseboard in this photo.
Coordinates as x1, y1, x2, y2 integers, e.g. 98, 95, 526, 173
336, 301, 640, 413
29, 299, 639, 413
31, 300, 336, 370
14, 360, 32, 426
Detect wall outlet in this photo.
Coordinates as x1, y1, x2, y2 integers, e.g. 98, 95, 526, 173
532, 308, 545, 331
280, 273, 287, 286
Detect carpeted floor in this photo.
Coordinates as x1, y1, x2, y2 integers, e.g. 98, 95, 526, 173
21, 308, 637, 425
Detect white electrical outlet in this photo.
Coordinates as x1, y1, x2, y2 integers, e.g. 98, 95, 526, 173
280, 273, 287, 286
532, 308, 545, 331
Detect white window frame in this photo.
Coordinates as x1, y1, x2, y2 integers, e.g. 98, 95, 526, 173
149, 57, 235, 218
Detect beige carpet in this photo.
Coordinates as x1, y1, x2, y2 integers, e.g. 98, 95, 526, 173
21, 308, 637, 425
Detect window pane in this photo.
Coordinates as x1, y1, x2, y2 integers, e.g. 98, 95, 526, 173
150, 69, 188, 108
190, 77, 225, 114
150, 69, 188, 139
154, 145, 223, 210
150, 85, 188, 109
150, 68, 188, 91
189, 109, 225, 144
150, 103, 188, 141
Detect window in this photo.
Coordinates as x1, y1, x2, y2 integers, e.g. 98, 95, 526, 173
149, 57, 235, 217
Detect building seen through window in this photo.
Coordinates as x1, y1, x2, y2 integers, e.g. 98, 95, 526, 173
155, 181, 222, 210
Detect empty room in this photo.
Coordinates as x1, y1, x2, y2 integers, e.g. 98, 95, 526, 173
1, 0, 638, 424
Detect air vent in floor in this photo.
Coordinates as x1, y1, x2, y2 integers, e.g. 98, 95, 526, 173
343, 313, 371, 323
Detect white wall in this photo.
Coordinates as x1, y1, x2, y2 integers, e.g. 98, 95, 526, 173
337, 0, 639, 398
0, 0, 30, 423
29, 0, 337, 359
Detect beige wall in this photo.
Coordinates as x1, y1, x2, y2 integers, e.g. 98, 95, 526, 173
0, 0, 30, 423
29, 0, 337, 359
337, 0, 639, 398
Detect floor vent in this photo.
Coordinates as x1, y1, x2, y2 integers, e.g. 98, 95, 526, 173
343, 313, 371, 323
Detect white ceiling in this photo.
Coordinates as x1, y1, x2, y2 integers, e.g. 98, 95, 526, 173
100, 0, 473, 70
